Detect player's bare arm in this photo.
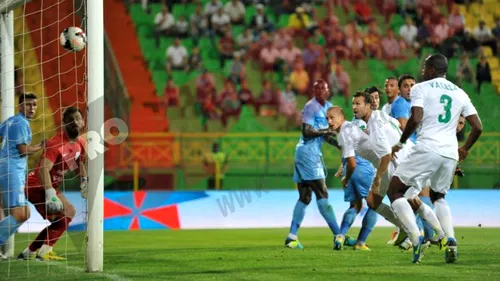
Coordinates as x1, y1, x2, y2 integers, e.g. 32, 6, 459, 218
342, 157, 356, 187
397, 118, 408, 130
17, 140, 44, 156
459, 114, 483, 161
392, 106, 422, 155
323, 135, 339, 149
302, 123, 334, 139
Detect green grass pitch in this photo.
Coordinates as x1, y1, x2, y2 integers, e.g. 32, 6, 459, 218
1, 227, 500, 281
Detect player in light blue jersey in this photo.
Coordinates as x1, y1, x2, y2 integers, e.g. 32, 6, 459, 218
285, 80, 341, 250
0, 93, 44, 250
327, 108, 378, 251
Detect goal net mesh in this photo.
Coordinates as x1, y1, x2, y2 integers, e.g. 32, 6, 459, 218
1, 0, 88, 278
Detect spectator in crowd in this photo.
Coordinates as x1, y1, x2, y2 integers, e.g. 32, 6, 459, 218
187, 46, 203, 73
238, 79, 254, 105
399, 17, 418, 48
254, 80, 277, 115
218, 31, 235, 68
288, 6, 316, 36
364, 28, 382, 59
273, 28, 293, 51
476, 56, 492, 93
154, 6, 175, 48
456, 54, 474, 87
220, 90, 242, 127
280, 41, 302, 72
204, 0, 223, 18
162, 78, 180, 110
327, 29, 350, 59
448, 5, 464, 36
493, 18, 500, 40
429, 6, 443, 26
196, 69, 216, 112
175, 15, 189, 38
279, 82, 301, 129
382, 0, 397, 24
302, 41, 322, 75
289, 60, 310, 96
237, 28, 254, 56
211, 7, 231, 36
433, 17, 450, 45
401, 0, 418, 18
462, 31, 480, 56
329, 64, 350, 105
259, 40, 280, 79
190, 4, 208, 41
165, 38, 188, 75
417, 0, 434, 15
217, 78, 237, 105
416, 17, 433, 52
473, 21, 497, 55
224, 0, 246, 25
346, 30, 365, 67
249, 4, 273, 35
228, 53, 246, 85
382, 29, 404, 68
310, 29, 326, 46
354, 0, 373, 25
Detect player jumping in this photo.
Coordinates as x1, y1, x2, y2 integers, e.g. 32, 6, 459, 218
388, 54, 483, 264
17, 107, 88, 261
285, 80, 342, 250
0, 93, 45, 259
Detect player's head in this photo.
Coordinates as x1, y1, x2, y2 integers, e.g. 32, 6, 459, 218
352, 91, 372, 120
326, 106, 345, 132
365, 86, 380, 110
457, 115, 465, 133
422, 54, 448, 81
398, 74, 416, 100
18, 93, 38, 119
62, 106, 84, 140
384, 77, 398, 100
313, 79, 329, 105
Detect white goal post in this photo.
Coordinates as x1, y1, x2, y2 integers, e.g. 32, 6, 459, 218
0, 0, 104, 272
86, 0, 104, 273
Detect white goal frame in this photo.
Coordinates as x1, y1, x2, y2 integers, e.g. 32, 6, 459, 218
0, 0, 104, 272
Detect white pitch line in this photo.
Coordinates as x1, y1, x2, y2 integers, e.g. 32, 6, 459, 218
49, 262, 132, 281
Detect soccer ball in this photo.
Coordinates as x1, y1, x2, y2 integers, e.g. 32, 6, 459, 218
60, 27, 86, 52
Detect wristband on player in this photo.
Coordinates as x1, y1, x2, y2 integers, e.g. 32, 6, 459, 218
81, 177, 88, 183
396, 141, 405, 148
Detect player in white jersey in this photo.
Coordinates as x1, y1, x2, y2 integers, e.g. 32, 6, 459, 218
349, 92, 447, 245
381, 77, 399, 115
388, 54, 483, 264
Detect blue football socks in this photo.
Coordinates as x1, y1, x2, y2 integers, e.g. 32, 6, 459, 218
288, 200, 307, 237
358, 208, 378, 244
340, 207, 357, 235
0, 216, 21, 245
317, 198, 340, 235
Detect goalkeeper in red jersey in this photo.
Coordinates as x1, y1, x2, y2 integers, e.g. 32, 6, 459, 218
17, 107, 87, 261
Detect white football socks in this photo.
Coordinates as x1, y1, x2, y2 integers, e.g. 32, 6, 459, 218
37, 244, 53, 257
434, 198, 455, 239
376, 203, 404, 229
391, 198, 421, 246
417, 203, 445, 239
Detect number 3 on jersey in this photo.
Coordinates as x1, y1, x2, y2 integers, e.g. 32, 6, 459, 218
438, 94, 452, 123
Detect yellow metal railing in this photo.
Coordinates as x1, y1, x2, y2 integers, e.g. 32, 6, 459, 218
107, 132, 500, 171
